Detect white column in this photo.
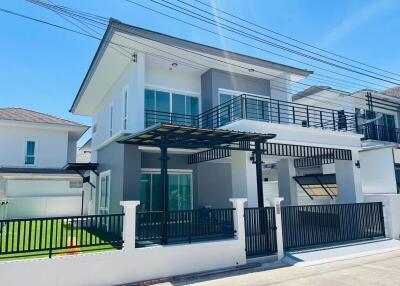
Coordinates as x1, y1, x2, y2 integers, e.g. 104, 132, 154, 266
229, 198, 247, 256
274, 197, 285, 260
231, 151, 257, 207
277, 158, 298, 206
120, 200, 140, 251
335, 149, 362, 203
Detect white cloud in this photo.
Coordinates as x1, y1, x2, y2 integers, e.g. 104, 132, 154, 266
319, 0, 394, 48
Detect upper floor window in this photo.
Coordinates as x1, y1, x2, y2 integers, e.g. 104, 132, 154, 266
109, 104, 113, 137
123, 86, 128, 130
25, 141, 36, 165
145, 88, 199, 126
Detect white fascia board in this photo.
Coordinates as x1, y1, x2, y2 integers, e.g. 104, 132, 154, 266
0, 174, 81, 180
0, 119, 88, 134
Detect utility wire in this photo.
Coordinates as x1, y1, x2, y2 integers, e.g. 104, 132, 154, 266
124, 0, 392, 91
148, 0, 400, 85
193, 0, 400, 78
16, 2, 388, 109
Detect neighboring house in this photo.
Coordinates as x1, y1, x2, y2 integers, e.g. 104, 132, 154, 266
71, 19, 365, 216
77, 138, 92, 163
0, 108, 89, 218
293, 86, 400, 198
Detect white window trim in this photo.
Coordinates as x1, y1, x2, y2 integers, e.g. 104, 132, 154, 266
24, 139, 38, 166
140, 168, 193, 210
123, 85, 129, 130
145, 86, 201, 114
98, 170, 111, 215
109, 103, 113, 137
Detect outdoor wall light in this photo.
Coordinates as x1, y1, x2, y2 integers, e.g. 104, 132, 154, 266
248, 68, 255, 72
355, 160, 360, 168
171, 62, 178, 67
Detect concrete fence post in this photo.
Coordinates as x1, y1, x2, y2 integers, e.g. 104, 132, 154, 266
274, 197, 285, 260
229, 198, 247, 254
120, 200, 140, 251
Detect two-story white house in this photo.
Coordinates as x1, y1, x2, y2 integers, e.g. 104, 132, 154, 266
0, 108, 89, 219
70, 19, 364, 216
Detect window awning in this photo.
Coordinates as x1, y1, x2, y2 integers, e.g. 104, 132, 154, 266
293, 174, 337, 199
117, 123, 276, 150
63, 163, 99, 172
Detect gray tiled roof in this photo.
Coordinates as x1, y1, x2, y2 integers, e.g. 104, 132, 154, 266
292, 86, 331, 101
0, 108, 86, 127
384, 86, 400, 99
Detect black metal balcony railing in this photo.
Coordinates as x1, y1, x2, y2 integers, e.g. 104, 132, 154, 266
359, 123, 400, 143
145, 94, 358, 132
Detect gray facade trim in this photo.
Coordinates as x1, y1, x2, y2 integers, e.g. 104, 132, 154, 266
71, 18, 312, 113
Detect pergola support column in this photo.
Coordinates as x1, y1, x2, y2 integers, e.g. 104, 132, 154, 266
159, 138, 170, 244
255, 141, 264, 208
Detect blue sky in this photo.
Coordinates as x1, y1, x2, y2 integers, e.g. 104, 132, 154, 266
1, 0, 400, 145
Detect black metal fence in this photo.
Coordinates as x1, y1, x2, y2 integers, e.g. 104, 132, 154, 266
281, 202, 385, 250
136, 208, 235, 246
359, 123, 400, 143
244, 207, 277, 257
145, 94, 358, 133
0, 213, 124, 258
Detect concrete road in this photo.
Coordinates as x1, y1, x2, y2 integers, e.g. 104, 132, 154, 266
153, 250, 400, 286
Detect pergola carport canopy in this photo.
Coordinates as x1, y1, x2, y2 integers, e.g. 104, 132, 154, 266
117, 123, 276, 149
118, 123, 276, 215
63, 162, 99, 188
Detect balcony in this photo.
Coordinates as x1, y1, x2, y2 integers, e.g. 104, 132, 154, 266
145, 94, 358, 133
359, 123, 400, 144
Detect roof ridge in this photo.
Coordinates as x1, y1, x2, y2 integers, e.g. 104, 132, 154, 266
0, 107, 88, 127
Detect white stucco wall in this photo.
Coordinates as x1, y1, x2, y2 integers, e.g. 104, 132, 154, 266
360, 147, 397, 194
92, 52, 146, 151
4, 179, 83, 218
0, 199, 247, 286
0, 124, 70, 168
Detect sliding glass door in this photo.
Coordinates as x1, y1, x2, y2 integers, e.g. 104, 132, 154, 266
140, 172, 192, 211
145, 88, 199, 127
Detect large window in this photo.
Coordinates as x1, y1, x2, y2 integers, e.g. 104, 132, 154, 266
145, 88, 199, 126
25, 141, 36, 165
219, 91, 269, 126
123, 86, 128, 130
99, 171, 111, 215
356, 109, 396, 129
140, 171, 192, 211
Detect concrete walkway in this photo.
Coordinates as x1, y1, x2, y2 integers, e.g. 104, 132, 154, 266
146, 249, 400, 286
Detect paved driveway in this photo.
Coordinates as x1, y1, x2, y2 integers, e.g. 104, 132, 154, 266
153, 250, 400, 286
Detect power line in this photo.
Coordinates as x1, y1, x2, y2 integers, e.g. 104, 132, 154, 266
14, 2, 387, 109
148, 0, 400, 85
124, 0, 392, 91
193, 0, 400, 78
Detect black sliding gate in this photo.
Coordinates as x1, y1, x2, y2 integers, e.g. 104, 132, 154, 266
281, 202, 385, 250
244, 207, 277, 257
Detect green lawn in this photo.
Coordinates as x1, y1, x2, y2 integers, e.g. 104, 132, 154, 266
0, 218, 122, 261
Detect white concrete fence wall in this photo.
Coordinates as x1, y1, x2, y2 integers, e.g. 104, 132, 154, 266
0, 198, 284, 286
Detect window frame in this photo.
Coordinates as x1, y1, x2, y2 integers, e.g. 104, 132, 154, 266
98, 170, 111, 215
24, 140, 37, 166
140, 168, 193, 211
123, 85, 129, 130
109, 103, 113, 137
144, 86, 201, 115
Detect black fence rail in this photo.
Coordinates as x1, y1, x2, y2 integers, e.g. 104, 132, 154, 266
136, 208, 235, 246
281, 202, 385, 250
145, 94, 358, 133
0, 213, 124, 258
359, 123, 400, 143
244, 207, 277, 257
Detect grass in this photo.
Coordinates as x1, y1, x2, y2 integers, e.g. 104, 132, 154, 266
0, 218, 122, 261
